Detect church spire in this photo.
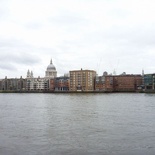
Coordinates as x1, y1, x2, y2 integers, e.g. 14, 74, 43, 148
50, 59, 53, 64
27, 69, 30, 78
142, 69, 144, 76
31, 71, 33, 78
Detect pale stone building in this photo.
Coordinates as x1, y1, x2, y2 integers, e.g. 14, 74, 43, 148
25, 59, 57, 91
45, 59, 57, 78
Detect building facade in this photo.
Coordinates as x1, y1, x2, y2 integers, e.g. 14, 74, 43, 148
54, 76, 70, 91
95, 74, 142, 92
0, 76, 26, 91
25, 59, 57, 91
113, 75, 142, 91
144, 74, 155, 90
26, 70, 49, 91
45, 59, 57, 78
95, 75, 114, 91
69, 69, 96, 91
26, 77, 49, 91
49, 79, 55, 91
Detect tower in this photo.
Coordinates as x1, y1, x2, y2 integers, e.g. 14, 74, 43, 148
27, 70, 31, 78
27, 70, 33, 78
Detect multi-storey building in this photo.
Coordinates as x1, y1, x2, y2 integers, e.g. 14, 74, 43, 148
95, 75, 113, 91
144, 73, 155, 90
95, 75, 105, 91
0, 76, 26, 91
54, 76, 70, 91
135, 75, 143, 90
26, 77, 49, 91
95, 71, 113, 91
49, 78, 55, 91
26, 70, 49, 91
69, 69, 96, 91
113, 75, 142, 91
95, 74, 142, 92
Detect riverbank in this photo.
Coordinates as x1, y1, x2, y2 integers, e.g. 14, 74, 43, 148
0, 90, 148, 93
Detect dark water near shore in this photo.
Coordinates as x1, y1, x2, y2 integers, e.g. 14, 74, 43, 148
0, 93, 155, 155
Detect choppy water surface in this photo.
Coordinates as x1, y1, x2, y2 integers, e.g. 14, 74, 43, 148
0, 93, 155, 155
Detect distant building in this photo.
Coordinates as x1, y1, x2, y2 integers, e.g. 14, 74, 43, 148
69, 69, 96, 91
113, 75, 142, 91
45, 59, 57, 78
0, 80, 2, 90
144, 73, 155, 90
95, 75, 113, 91
54, 76, 70, 91
26, 77, 49, 91
95, 74, 142, 92
0, 76, 26, 91
49, 78, 55, 91
25, 58, 57, 91
103, 71, 108, 76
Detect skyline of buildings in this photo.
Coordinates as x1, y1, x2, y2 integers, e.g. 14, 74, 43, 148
0, 58, 148, 79
0, 58, 155, 92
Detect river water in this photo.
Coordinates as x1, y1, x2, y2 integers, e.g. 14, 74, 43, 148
0, 93, 155, 155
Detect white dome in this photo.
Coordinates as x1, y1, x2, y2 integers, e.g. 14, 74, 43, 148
47, 64, 56, 70
47, 59, 56, 70
45, 58, 57, 78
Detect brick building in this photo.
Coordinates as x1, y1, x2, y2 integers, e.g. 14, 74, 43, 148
95, 74, 142, 92
113, 75, 142, 91
49, 79, 55, 91
95, 76, 113, 91
54, 76, 70, 91
70, 69, 96, 91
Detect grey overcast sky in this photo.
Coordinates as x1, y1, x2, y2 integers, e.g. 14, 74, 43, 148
0, 0, 155, 78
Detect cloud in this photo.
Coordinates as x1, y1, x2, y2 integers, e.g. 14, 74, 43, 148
0, 62, 17, 71
0, 39, 43, 77
0, 0, 155, 78
48, 10, 87, 25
